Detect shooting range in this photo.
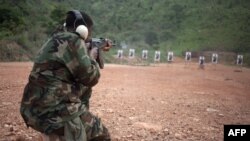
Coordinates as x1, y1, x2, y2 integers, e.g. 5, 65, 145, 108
1, 1, 250, 141
129, 49, 135, 58
167, 51, 174, 62
154, 51, 161, 62
111, 48, 249, 67
142, 50, 148, 60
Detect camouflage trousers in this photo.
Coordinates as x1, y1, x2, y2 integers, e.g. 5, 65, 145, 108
51, 111, 110, 141
21, 80, 110, 141
80, 111, 110, 141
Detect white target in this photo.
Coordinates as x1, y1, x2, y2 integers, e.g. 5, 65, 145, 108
142, 50, 148, 60
199, 56, 205, 65
168, 52, 174, 62
117, 50, 123, 59
129, 49, 135, 58
211, 53, 218, 64
154, 51, 161, 62
237, 55, 243, 65
185, 52, 192, 61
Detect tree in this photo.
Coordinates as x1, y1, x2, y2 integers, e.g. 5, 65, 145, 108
0, 6, 24, 38
144, 31, 158, 46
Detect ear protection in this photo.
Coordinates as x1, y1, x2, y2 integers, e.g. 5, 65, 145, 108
66, 10, 88, 40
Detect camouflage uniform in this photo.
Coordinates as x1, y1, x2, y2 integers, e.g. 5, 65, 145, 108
20, 32, 110, 141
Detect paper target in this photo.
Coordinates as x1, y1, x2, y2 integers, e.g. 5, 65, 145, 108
142, 50, 148, 60
168, 52, 174, 62
212, 53, 218, 64
199, 56, 205, 65
237, 55, 243, 65
129, 49, 135, 58
185, 52, 192, 61
117, 50, 123, 59
154, 51, 161, 62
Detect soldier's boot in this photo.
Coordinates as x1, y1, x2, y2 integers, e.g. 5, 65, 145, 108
89, 126, 111, 141
38, 133, 65, 141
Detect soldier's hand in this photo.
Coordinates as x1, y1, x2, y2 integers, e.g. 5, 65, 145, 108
102, 39, 112, 52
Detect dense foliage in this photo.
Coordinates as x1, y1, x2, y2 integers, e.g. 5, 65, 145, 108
0, 0, 249, 63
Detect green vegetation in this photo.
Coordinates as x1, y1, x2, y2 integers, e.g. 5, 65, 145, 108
0, 0, 249, 65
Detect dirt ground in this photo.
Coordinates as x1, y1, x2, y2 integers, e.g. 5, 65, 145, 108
0, 61, 250, 141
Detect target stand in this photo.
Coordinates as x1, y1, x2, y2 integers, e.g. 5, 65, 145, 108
211, 53, 218, 70
129, 49, 135, 59
154, 51, 161, 66
198, 56, 205, 70
184, 52, 192, 67
117, 50, 123, 64
167, 51, 174, 63
141, 50, 150, 66
142, 50, 148, 60
235, 55, 243, 72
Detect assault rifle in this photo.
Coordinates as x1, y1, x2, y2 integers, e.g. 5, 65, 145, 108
89, 38, 116, 69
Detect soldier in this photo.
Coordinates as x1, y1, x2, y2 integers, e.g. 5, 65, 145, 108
20, 10, 112, 141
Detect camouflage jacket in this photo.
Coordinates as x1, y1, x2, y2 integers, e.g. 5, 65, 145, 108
20, 32, 100, 134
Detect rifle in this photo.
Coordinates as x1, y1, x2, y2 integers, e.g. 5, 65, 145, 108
89, 38, 116, 69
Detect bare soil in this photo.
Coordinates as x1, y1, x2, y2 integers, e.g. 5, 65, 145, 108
0, 61, 250, 141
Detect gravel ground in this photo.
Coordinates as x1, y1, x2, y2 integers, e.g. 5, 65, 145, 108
0, 62, 249, 141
